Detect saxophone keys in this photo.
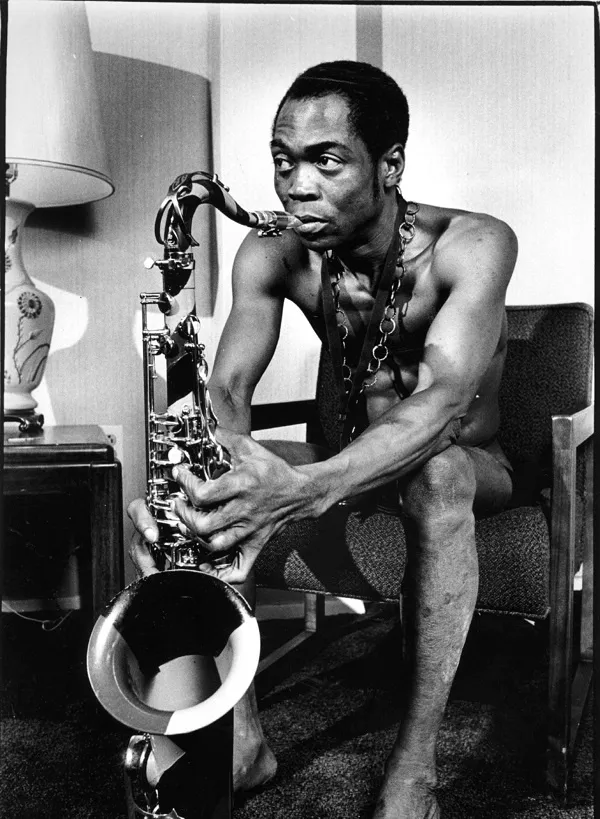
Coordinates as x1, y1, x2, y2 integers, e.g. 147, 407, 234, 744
167, 446, 189, 466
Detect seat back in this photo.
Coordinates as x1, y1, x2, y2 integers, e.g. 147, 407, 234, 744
312, 303, 594, 483
498, 304, 593, 471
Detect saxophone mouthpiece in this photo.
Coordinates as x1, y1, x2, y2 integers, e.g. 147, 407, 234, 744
284, 214, 302, 229
252, 210, 302, 234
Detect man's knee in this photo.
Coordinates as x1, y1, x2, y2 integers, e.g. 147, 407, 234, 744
402, 446, 477, 524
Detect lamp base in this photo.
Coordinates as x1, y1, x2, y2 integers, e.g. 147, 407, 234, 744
3, 410, 45, 433
4, 199, 55, 414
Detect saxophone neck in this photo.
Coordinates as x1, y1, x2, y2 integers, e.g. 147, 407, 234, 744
155, 170, 300, 253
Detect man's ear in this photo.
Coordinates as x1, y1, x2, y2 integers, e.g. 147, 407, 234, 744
380, 143, 405, 190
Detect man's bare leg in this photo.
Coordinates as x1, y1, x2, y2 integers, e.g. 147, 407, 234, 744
232, 571, 278, 791
232, 439, 331, 791
372, 445, 512, 819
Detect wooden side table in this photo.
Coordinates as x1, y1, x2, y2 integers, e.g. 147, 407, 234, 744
3, 424, 124, 622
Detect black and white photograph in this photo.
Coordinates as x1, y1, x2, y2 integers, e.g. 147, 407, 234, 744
1, 2, 595, 818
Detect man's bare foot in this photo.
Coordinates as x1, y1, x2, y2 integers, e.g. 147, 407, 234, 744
143, 732, 276, 794
233, 735, 277, 792
372, 762, 440, 819
232, 686, 277, 792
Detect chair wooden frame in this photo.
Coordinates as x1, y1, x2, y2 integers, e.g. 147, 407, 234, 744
548, 405, 594, 798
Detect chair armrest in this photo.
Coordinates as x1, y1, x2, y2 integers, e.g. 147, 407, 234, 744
250, 399, 318, 431
552, 403, 594, 450
550, 403, 593, 522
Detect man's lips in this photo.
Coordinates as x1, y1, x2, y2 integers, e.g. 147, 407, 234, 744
296, 214, 325, 223
293, 215, 328, 236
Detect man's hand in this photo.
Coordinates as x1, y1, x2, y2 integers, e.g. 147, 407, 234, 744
127, 498, 161, 578
169, 428, 318, 584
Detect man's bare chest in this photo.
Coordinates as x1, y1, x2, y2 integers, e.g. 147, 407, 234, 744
288, 250, 443, 367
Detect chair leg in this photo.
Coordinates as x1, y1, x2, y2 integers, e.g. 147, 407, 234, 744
256, 593, 386, 679
546, 590, 574, 801
566, 444, 594, 783
547, 423, 595, 800
580, 441, 593, 664
303, 591, 325, 633
546, 565, 595, 804
257, 592, 325, 675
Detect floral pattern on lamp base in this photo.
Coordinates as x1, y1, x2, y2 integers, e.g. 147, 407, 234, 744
4, 202, 55, 414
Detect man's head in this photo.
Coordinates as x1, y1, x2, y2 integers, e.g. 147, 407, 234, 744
273, 61, 409, 165
270, 62, 410, 254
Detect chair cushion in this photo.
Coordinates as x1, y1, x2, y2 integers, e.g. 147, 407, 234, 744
254, 504, 551, 619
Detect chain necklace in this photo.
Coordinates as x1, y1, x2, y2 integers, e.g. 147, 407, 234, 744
329, 200, 419, 394
321, 198, 419, 449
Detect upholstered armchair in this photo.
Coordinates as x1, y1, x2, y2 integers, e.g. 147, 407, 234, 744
251, 303, 594, 800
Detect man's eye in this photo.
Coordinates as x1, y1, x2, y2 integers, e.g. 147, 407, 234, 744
317, 155, 342, 170
273, 156, 294, 172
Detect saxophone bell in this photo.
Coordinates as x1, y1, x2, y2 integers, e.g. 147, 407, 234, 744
87, 571, 260, 736
87, 571, 260, 819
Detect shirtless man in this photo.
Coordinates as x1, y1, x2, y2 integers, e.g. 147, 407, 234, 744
130, 60, 517, 818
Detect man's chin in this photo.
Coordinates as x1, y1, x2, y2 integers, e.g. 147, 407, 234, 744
297, 235, 330, 251
294, 231, 341, 253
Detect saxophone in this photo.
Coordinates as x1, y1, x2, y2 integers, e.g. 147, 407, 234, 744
142, 171, 299, 571
87, 171, 298, 819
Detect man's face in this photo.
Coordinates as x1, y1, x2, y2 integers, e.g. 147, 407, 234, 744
271, 94, 383, 252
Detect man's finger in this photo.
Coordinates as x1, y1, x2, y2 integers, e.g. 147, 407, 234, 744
170, 498, 230, 538
127, 498, 159, 544
198, 548, 254, 585
172, 466, 237, 507
129, 531, 160, 577
206, 526, 248, 552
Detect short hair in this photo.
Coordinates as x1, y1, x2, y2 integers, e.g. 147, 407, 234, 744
273, 60, 409, 163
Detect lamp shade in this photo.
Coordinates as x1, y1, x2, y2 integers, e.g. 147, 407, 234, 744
6, 0, 114, 207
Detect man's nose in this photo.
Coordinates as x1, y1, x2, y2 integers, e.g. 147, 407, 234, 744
287, 165, 319, 200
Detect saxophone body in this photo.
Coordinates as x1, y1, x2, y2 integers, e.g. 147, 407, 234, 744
87, 172, 298, 818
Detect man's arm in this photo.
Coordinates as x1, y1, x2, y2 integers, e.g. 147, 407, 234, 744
300, 216, 518, 509
207, 230, 287, 433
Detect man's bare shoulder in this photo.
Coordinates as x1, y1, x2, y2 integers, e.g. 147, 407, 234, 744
421, 204, 518, 289
234, 227, 310, 294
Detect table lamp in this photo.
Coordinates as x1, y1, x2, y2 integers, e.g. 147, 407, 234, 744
4, 1, 114, 431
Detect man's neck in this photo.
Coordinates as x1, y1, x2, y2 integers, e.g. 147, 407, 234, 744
334, 192, 404, 286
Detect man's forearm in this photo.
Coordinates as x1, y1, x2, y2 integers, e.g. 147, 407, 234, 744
208, 383, 252, 435
297, 387, 463, 515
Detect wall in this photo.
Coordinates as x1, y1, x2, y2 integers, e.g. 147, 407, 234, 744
16, 3, 595, 584
382, 5, 595, 307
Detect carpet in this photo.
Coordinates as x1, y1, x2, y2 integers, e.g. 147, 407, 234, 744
0, 605, 593, 818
